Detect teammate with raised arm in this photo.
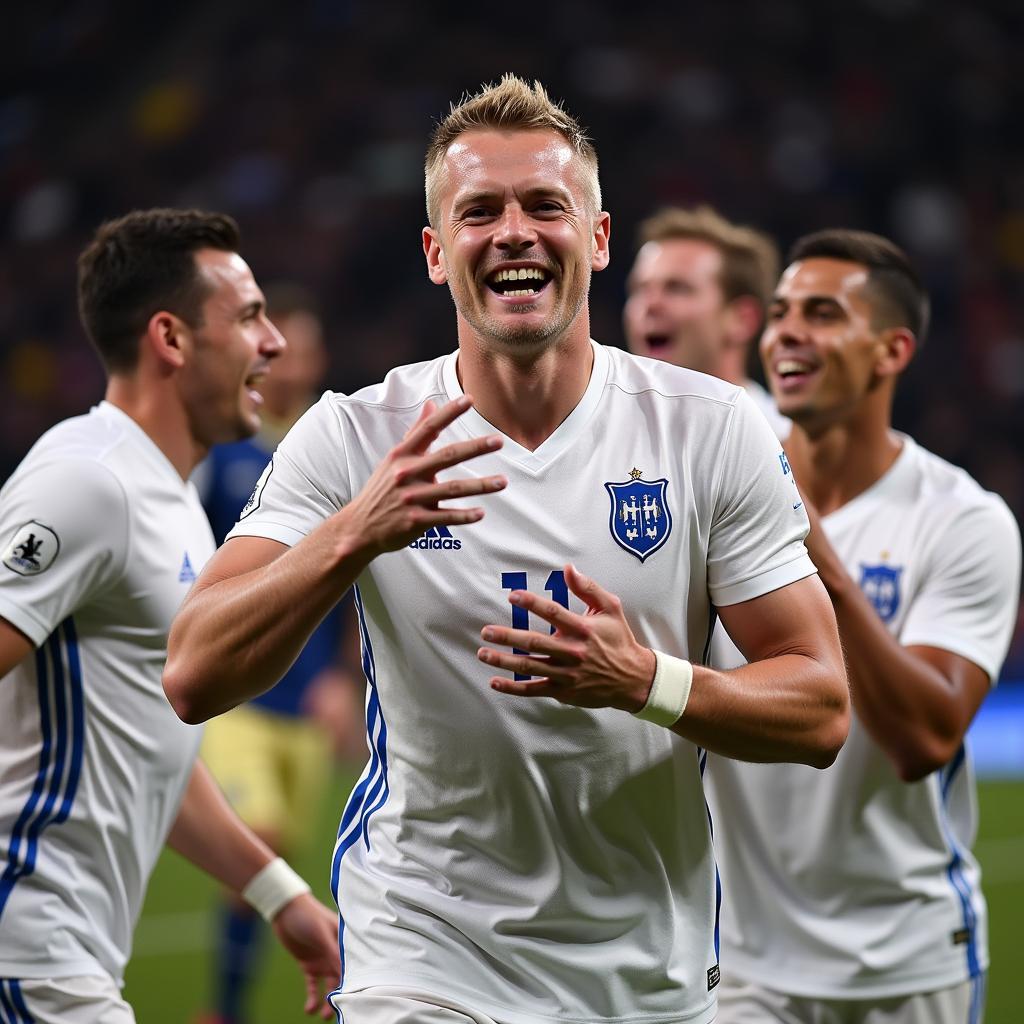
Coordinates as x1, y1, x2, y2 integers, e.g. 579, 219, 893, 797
165, 78, 849, 1024
0, 210, 339, 1023
707, 230, 1021, 1024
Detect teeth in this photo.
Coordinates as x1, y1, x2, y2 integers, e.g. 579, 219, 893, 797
777, 359, 813, 375
491, 267, 547, 283
505, 288, 538, 297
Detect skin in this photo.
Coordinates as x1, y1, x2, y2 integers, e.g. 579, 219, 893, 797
761, 257, 990, 781
623, 237, 761, 384
0, 247, 340, 1017
166, 128, 847, 769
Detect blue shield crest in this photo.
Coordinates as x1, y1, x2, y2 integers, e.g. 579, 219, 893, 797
605, 475, 672, 562
859, 564, 902, 622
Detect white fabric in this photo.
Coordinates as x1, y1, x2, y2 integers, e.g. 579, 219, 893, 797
0, 402, 210, 984
331, 986, 501, 1024
707, 435, 1021, 1000
230, 342, 816, 1024
1, 973, 137, 1024
241, 856, 310, 921
716, 973, 984, 1024
634, 651, 693, 726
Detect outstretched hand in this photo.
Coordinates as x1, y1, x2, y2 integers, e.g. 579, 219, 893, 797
271, 892, 341, 1018
478, 563, 656, 712
343, 395, 507, 559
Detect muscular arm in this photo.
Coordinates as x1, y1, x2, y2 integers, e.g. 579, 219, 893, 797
481, 565, 849, 769
164, 397, 507, 723
804, 502, 988, 781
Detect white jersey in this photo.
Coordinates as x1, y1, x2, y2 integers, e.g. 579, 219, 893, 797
706, 435, 1021, 1000
0, 402, 210, 984
230, 342, 815, 1024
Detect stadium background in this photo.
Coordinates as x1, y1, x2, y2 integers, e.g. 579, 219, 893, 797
4, 0, 1022, 1019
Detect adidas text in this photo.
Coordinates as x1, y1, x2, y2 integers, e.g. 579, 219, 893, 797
409, 536, 462, 550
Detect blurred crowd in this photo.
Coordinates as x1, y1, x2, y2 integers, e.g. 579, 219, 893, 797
3, 0, 1022, 674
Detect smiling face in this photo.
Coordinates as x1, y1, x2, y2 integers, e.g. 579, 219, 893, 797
760, 257, 903, 431
623, 238, 731, 373
423, 128, 610, 355
178, 249, 285, 446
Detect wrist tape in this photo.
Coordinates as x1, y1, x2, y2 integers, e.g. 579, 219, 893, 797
241, 857, 311, 922
633, 651, 693, 727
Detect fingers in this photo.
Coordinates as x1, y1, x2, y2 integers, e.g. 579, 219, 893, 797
401, 433, 503, 481
399, 396, 474, 455
402, 474, 507, 507
490, 675, 564, 698
477, 645, 575, 683
564, 562, 619, 615
502, 587, 588, 636
480, 624, 582, 661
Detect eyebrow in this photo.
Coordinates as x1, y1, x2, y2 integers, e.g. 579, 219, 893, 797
237, 299, 264, 319
452, 185, 573, 212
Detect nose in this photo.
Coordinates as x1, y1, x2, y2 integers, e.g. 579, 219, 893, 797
493, 203, 537, 251
262, 317, 287, 359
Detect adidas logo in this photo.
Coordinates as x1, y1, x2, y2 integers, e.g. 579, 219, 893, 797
178, 551, 197, 583
409, 525, 462, 551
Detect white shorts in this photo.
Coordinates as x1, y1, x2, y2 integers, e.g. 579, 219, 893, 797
330, 987, 501, 1024
0, 974, 135, 1023
716, 974, 986, 1024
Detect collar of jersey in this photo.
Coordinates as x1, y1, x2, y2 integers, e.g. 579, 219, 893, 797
821, 432, 915, 531
441, 339, 609, 473
95, 400, 191, 486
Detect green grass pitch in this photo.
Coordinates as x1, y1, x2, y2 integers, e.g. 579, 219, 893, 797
123, 776, 1024, 1022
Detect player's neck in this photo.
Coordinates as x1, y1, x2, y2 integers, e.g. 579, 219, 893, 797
786, 409, 902, 516
455, 328, 595, 452
105, 376, 206, 481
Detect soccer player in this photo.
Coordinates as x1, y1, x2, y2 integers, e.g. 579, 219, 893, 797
165, 77, 850, 1024
623, 204, 787, 435
0, 209, 340, 1023
706, 230, 1022, 1024
196, 284, 363, 1024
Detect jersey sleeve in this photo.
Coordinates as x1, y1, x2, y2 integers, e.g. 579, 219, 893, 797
706, 392, 816, 607
899, 498, 1022, 682
0, 458, 129, 645
227, 394, 351, 548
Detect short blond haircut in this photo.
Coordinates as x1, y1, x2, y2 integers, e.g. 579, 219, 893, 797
425, 74, 601, 226
637, 205, 779, 311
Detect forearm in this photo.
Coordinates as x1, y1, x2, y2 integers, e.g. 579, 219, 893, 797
167, 759, 275, 893
671, 653, 848, 768
827, 572, 968, 778
165, 514, 370, 723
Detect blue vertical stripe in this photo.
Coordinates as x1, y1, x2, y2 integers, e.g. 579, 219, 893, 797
0, 620, 85, 921
7, 982, 33, 1024
935, 744, 981, 978
698, 747, 721, 961
329, 586, 390, 988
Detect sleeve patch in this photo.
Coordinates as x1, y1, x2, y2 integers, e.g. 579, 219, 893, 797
239, 458, 273, 520
3, 521, 61, 576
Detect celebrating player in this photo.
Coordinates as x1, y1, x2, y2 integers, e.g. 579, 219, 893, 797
0, 210, 339, 1023
165, 78, 849, 1024
707, 229, 1022, 1023
623, 204, 786, 435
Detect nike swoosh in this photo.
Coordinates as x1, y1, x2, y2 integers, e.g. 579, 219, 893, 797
793, 502, 804, 510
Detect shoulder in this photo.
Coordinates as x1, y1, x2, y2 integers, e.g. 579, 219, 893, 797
601, 344, 744, 409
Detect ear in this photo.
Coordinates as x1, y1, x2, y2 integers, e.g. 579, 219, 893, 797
143, 311, 189, 372
591, 211, 611, 272
875, 327, 916, 379
423, 227, 448, 285
722, 295, 762, 349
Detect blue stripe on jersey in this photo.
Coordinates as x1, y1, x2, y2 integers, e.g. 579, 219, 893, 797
330, 586, 390, 982
6, 982, 33, 1024
0, 982, 16, 1023
934, 744, 981, 978
0, 620, 85, 921
697, 747, 721, 961
969, 973, 986, 1024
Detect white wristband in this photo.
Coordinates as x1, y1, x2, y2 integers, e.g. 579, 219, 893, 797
241, 857, 311, 922
633, 651, 693, 727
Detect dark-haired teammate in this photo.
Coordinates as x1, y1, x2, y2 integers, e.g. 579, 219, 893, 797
707, 230, 1021, 1024
0, 210, 339, 1022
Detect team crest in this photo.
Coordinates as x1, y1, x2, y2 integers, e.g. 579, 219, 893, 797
3, 520, 60, 576
859, 564, 902, 622
605, 468, 672, 563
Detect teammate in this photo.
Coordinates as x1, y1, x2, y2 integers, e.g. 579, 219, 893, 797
196, 284, 363, 1024
706, 230, 1021, 1023
0, 209, 339, 1023
164, 77, 850, 1024
623, 204, 787, 434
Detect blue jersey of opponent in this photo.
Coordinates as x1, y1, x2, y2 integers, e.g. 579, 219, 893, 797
200, 437, 343, 718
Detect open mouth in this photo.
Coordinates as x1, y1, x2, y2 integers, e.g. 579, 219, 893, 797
644, 334, 672, 351
773, 358, 819, 390
486, 267, 553, 300
244, 371, 266, 402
